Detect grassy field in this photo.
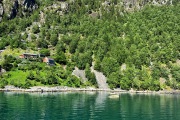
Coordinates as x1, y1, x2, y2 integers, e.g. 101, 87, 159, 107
5, 70, 44, 86
7, 70, 28, 84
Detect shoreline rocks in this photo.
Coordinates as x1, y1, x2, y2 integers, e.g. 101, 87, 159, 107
1, 85, 180, 94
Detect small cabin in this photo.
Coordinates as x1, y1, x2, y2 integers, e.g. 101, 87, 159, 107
43, 57, 55, 65
19, 53, 39, 59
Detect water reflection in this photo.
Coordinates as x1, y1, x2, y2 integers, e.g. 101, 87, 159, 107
0, 92, 180, 120
119, 93, 180, 120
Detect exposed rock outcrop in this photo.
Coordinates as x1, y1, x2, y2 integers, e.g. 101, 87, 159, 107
0, 1, 3, 21
23, 0, 36, 9
91, 66, 109, 90
91, 62, 109, 90
72, 67, 88, 83
122, 0, 172, 10
102, 0, 173, 11
9, 0, 19, 19
0, 0, 174, 22
0, 0, 38, 22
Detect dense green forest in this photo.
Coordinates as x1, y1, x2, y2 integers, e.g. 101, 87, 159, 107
0, 0, 180, 90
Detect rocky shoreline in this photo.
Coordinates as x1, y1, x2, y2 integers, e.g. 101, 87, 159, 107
1, 85, 180, 94
0, 86, 116, 93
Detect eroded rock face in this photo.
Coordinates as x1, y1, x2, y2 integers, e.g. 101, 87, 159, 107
0, 0, 174, 22
103, 0, 172, 11
0, 1, 3, 22
23, 0, 36, 10
0, 0, 37, 22
9, 0, 19, 19
122, 0, 173, 10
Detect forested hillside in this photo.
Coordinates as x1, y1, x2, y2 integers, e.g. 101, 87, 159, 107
0, 0, 180, 91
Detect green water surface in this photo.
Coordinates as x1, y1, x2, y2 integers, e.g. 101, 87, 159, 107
0, 92, 180, 120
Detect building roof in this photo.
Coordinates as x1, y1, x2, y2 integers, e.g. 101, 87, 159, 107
23, 53, 38, 56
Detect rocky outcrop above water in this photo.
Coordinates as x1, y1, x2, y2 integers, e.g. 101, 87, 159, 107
0, 0, 38, 22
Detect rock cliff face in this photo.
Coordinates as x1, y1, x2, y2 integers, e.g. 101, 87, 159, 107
102, 0, 173, 11
0, 0, 174, 22
0, 0, 37, 22
122, 0, 172, 10
0, 0, 3, 21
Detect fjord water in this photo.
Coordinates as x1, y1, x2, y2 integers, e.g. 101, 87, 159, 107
0, 92, 180, 120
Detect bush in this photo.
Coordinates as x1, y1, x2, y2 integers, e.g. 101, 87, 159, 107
27, 71, 35, 80
53, 52, 67, 65
22, 80, 32, 89
85, 64, 97, 87
0, 78, 8, 88
101, 57, 119, 76
94, 59, 101, 71
40, 49, 50, 56
2, 55, 17, 71
32, 25, 40, 34
65, 75, 82, 87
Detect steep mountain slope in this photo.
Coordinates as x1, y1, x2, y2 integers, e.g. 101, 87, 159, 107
0, 0, 180, 90
0, 0, 176, 22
